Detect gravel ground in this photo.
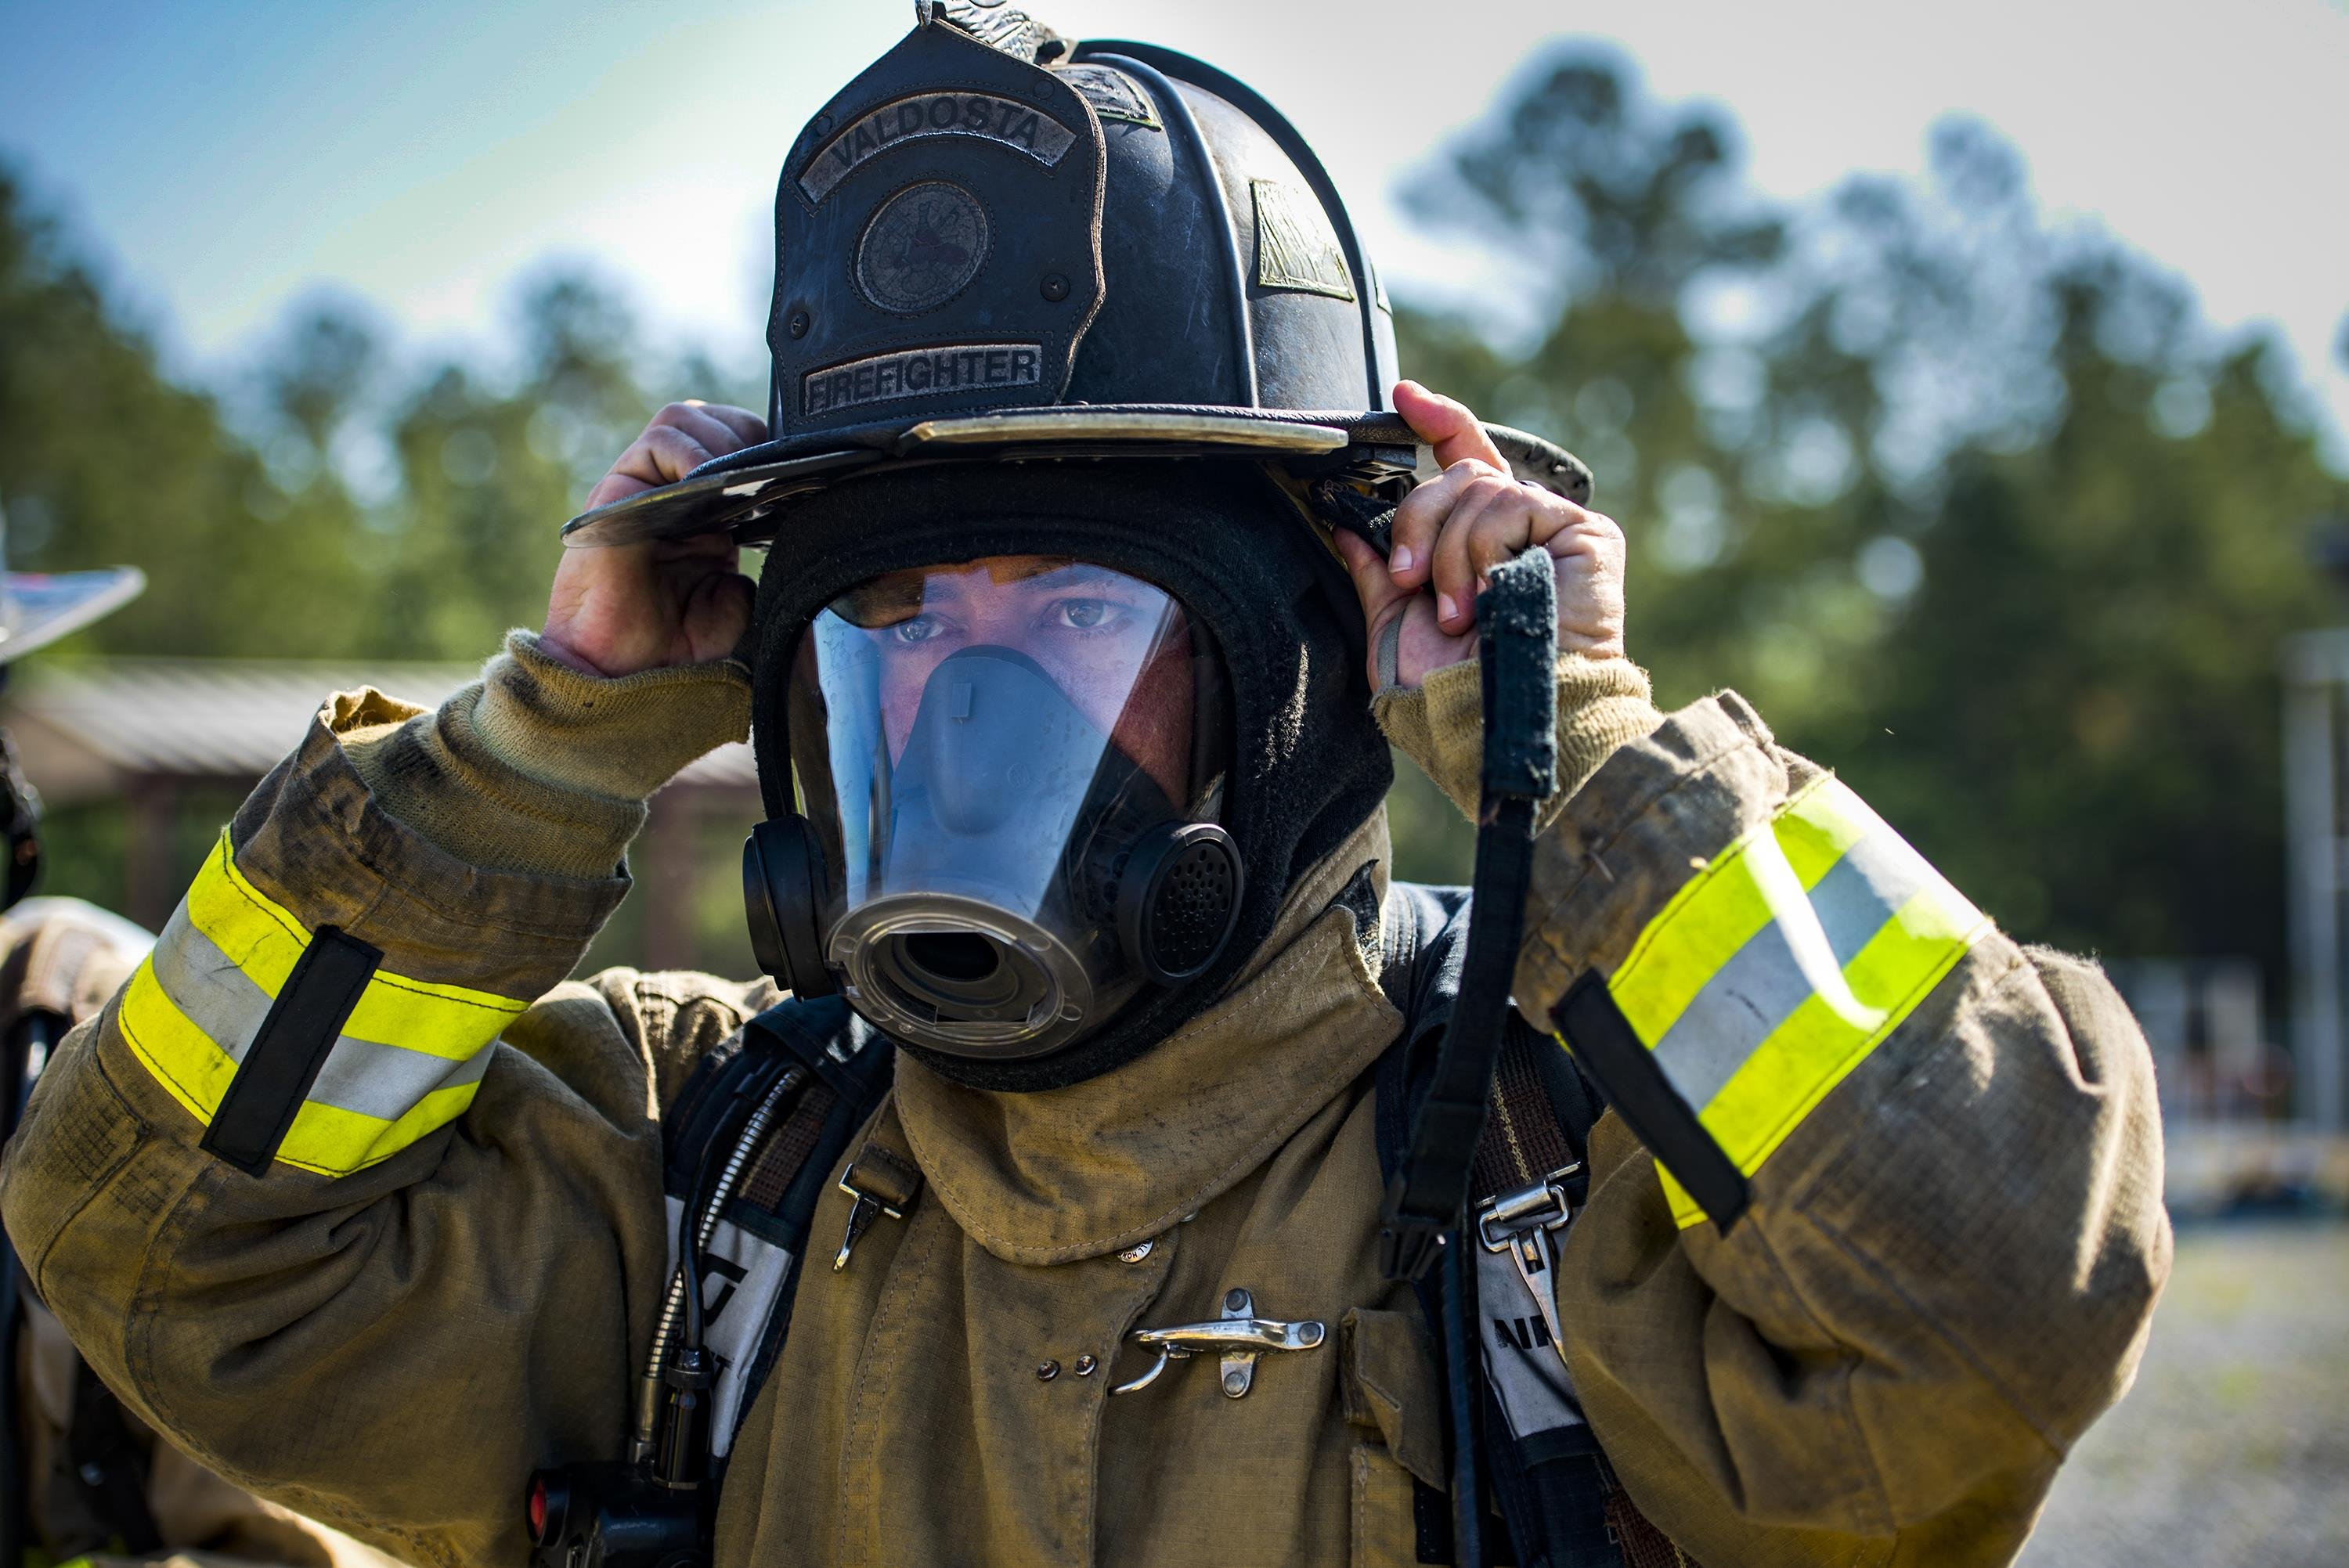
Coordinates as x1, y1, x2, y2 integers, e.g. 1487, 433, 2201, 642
2020, 1219, 2349, 1566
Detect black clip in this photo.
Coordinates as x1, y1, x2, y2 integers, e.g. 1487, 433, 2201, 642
1377, 1170, 1452, 1285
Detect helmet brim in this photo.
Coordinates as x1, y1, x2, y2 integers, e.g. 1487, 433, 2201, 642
559, 407, 1590, 550
0, 567, 146, 663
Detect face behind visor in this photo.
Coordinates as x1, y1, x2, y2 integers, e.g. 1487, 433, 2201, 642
772, 555, 1241, 1059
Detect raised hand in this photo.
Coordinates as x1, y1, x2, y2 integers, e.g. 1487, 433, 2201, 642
539, 401, 767, 677
1333, 381, 1627, 690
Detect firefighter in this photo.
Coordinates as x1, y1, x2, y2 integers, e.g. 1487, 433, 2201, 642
1, 9, 2167, 1566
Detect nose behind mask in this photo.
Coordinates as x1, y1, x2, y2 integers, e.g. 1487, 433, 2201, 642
893, 645, 1116, 847
821, 643, 1241, 1061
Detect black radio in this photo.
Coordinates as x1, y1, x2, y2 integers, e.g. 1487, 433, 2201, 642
526, 1340, 717, 1568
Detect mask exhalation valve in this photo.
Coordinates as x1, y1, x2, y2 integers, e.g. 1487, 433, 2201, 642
1117, 822, 1243, 985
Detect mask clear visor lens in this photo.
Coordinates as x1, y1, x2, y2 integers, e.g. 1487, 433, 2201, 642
788, 556, 1228, 1056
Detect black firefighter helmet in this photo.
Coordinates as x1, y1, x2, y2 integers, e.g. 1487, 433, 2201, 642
593, 2, 1598, 1082
561, 0, 1589, 549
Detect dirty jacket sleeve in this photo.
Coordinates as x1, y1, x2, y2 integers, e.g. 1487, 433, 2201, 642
1383, 661, 2170, 1567
0, 633, 763, 1568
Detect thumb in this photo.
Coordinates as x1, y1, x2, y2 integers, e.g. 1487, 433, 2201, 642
1333, 526, 1409, 627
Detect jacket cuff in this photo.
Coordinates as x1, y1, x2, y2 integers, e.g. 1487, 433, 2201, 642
341, 631, 750, 881
1372, 653, 1661, 831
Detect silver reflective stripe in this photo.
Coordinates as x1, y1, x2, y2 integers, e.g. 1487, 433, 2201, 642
146, 902, 491, 1121
148, 903, 269, 1063
1650, 827, 1934, 1110
305, 1033, 493, 1121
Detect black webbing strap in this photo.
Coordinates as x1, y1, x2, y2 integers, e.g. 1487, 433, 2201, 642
1377, 549, 1557, 1568
1438, 1219, 1487, 1568
1553, 972, 1750, 1229
1380, 547, 1558, 1283
199, 926, 382, 1177
1, 1012, 56, 1568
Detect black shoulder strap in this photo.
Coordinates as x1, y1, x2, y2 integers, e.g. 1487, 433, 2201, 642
1373, 886, 1604, 1163
660, 997, 896, 1466
65, 1355, 163, 1556
1373, 885, 1641, 1568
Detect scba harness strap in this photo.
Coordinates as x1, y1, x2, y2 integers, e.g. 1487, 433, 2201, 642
525, 889, 1692, 1568
1375, 889, 1694, 1568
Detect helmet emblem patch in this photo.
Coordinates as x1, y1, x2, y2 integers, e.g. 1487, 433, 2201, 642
1053, 63, 1160, 130
1251, 178, 1356, 302
858, 181, 992, 315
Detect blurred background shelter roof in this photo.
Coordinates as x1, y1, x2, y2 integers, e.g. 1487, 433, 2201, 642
5, 659, 756, 958
8, 658, 755, 807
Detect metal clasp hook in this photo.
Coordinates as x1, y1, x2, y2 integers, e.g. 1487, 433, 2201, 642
832, 1143, 922, 1272
1107, 1287, 1326, 1399
1477, 1163, 1580, 1369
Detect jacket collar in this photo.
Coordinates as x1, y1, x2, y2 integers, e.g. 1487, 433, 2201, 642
890, 810, 1402, 1266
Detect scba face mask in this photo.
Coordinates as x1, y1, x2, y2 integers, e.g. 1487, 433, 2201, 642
749, 555, 1242, 1060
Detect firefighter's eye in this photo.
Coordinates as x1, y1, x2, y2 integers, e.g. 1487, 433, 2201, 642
1048, 598, 1128, 635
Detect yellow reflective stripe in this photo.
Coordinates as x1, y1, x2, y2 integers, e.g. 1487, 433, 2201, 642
1770, 777, 1880, 885
1601, 780, 1988, 1227
196, 831, 524, 1059
1610, 777, 1871, 1044
186, 832, 308, 989
117, 956, 240, 1126
276, 1081, 485, 1177
115, 829, 527, 1176
1654, 878, 1988, 1227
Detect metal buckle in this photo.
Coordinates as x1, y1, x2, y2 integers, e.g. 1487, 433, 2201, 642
1476, 1166, 1577, 1253
832, 1143, 923, 1272
1476, 1165, 1580, 1369
1107, 1287, 1326, 1399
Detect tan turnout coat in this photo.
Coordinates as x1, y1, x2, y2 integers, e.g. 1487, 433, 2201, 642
0, 640, 2168, 1568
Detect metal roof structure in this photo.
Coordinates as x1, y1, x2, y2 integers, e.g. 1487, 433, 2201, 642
7, 658, 757, 805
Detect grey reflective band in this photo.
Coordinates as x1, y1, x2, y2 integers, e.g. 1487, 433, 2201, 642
1646, 828, 1936, 1113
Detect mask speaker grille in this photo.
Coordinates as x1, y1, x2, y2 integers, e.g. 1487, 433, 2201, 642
1152, 842, 1236, 975
1117, 822, 1244, 985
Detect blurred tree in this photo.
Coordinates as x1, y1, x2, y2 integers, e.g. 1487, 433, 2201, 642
1392, 49, 2349, 983
366, 274, 665, 657
0, 171, 372, 656
261, 302, 382, 459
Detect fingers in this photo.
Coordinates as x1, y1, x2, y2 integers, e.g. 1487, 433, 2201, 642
1333, 527, 1403, 621
1429, 478, 1530, 633
1394, 380, 1508, 472
1391, 466, 1622, 639
684, 400, 768, 445
1388, 460, 1503, 585
677, 564, 757, 664
583, 402, 767, 510
1395, 464, 1543, 632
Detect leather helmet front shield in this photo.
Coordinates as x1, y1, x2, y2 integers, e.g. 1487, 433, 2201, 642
770, 20, 1107, 440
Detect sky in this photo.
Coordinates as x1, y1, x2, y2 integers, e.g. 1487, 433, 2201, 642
4, 0, 2345, 462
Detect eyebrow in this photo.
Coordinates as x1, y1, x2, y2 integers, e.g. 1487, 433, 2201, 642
832, 574, 928, 627
1001, 564, 1124, 593
835, 558, 1130, 626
